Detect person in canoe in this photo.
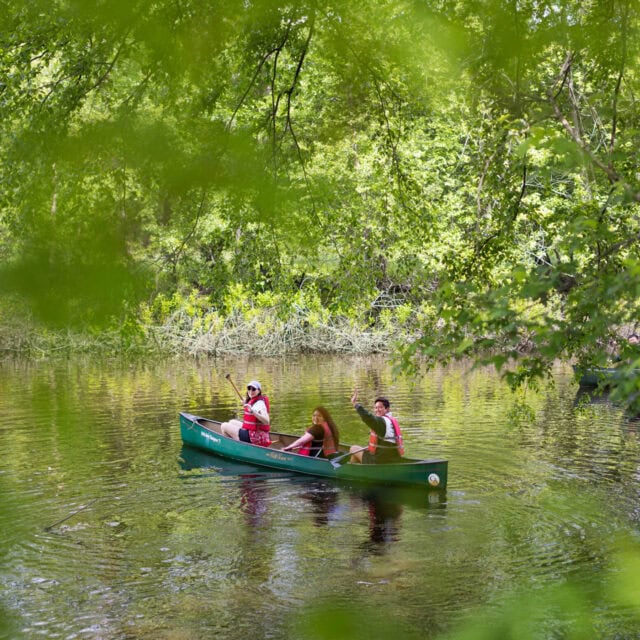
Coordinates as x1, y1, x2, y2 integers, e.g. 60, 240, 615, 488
281, 406, 340, 458
349, 389, 404, 464
612, 333, 640, 363
221, 380, 271, 446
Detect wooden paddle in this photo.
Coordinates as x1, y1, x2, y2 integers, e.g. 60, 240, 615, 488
225, 373, 246, 404
329, 446, 368, 468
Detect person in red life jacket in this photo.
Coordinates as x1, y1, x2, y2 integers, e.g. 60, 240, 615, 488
281, 406, 340, 458
348, 389, 404, 464
221, 380, 271, 446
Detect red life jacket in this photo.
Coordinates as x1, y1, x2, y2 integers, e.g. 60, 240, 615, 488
299, 421, 337, 457
368, 414, 404, 456
242, 394, 270, 432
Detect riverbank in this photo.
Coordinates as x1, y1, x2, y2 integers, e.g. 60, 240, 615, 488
0, 307, 412, 358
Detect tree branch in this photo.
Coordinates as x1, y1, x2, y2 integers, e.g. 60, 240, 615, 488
170, 191, 207, 276
609, 1, 629, 162
283, 11, 315, 133
546, 55, 629, 190
227, 45, 281, 130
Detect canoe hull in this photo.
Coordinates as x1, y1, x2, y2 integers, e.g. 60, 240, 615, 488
574, 366, 639, 387
179, 412, 448, 489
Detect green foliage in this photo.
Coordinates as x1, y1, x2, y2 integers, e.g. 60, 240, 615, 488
1, 0, 640, 396
290, 534, 640, 640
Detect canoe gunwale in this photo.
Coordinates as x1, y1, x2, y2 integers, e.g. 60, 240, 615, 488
573, 365, 640, 387
189, 414, 438, 465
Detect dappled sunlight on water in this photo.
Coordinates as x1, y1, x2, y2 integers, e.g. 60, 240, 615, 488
1, 356, 639, 638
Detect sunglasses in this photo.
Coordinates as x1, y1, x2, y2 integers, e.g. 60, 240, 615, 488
247, 386, 258, 391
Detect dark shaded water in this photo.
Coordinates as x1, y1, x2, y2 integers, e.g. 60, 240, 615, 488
1, 356, 640, 639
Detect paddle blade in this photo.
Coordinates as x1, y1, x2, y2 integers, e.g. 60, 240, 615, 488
330, 453, 350, 468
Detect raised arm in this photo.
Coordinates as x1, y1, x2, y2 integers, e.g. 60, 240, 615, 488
351, 392, 386, 436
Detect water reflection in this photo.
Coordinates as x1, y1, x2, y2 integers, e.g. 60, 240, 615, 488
299, 481, 340, 527
6, 357, 640, 639
574, 386, 640, 428
179, 445, 289, 480
179, 446, 445, 507
360, 489, 403, 553
573, 386, 612, 408
239, 477, 270, 529
179, 446, 280, 529
179, 444, 446, 553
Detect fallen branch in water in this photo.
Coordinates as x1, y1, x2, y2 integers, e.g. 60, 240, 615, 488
44, 498, 98, 532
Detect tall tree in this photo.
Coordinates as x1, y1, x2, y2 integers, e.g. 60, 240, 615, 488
1, 0, 639, 404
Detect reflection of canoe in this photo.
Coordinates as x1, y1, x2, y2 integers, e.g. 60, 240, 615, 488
573, 386, 611, 407
178, 446, 447, 512
179, 445, 285, 477
576, 367, 620, 387
179, 412, 448, 489
574, 365, 640, 387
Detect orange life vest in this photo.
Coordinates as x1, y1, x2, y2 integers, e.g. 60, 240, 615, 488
299, 421, 337, 457
367, 414, 404, 456
242, 394, 270, 432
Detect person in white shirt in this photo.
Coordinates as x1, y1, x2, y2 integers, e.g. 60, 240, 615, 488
221, 380, 271, 446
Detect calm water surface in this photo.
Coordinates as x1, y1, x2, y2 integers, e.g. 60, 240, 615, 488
1, 356, 639, 639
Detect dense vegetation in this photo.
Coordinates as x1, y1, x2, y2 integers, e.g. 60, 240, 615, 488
1, 1, 639, 390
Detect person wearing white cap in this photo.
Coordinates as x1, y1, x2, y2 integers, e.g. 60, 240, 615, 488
221, 380, 271, 446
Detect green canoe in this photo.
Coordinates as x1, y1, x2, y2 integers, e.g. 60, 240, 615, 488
179, 412, 448, 489
574, 366, 640, 387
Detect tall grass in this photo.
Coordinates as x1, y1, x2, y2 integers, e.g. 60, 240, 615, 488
0, 306, 414, 358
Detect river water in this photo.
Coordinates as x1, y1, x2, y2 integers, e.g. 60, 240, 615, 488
1, 356, 639, 639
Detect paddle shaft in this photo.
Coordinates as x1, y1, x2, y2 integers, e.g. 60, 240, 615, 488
330, 445, 368, 467
225, 373, 246, 404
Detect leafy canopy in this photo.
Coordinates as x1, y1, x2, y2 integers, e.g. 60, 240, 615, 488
1, 0, 639, 395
